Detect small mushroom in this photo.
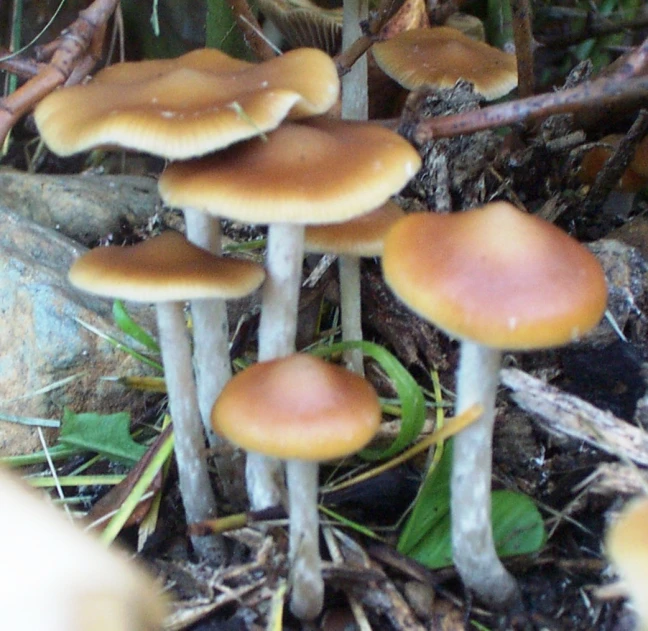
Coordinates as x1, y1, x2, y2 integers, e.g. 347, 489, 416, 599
212, 353, 382, 619
382, 202, 607, 608
605, 496, 648, 630
372, 26, 518, 100
305, 201, 404, 374
69, 231, 265, 559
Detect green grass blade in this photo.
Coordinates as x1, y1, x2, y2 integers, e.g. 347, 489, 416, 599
112, 300, 160, 352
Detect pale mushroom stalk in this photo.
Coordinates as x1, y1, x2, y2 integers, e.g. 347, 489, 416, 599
285, 459, 324, 620
249, 223, 306, 510
452, 341, 519, 609
184, 208, 230, 447
155, 301, 225, 562
338, 254, 364, 375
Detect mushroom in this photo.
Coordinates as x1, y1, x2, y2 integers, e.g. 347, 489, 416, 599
0, 467, 167, 631
211, 353, 382, 619
34, 46, 340, 446
305, 201, 404, 374
159, 117, 421, 509
68, 231, 266, 559
580, 134, 648, 218
605, 496, 648, 629
371, 26, 518, 100
382, 202, 607, 608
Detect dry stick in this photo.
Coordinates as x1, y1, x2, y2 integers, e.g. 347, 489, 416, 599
585, 109, 648, 213
539, 14, 648, 48
510, 0, 535, 98
0, 52, 43, 78
0, 0, 119, 146
227, 0, 277, 60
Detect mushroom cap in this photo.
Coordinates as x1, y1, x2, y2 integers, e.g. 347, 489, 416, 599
69, 231, 266, 302
382, 202, 608, 350
304, 201, 405, 256
211, 354, 382, 461
605, 496, 648, 627
371, 27, 518, 100
580, 134, 648, 193
34, 48, 340, 160
158, 118, 421, 225
630, 136, 648, 179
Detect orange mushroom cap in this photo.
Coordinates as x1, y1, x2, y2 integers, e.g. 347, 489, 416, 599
382, 202, 607, 350
211, 354, 381, 461
35, 48, 339, 160
372, 27, 518, 100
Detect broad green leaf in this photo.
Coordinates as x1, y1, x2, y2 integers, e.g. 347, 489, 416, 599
398, 441, 453, 555
58, 408, 147, 465
310, 341, 426, 460
404, 488, 546, 569
113, 300, 160, 352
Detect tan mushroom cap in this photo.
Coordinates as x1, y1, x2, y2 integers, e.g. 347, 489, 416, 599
605, 496, 648, 627
212, 354, 382, 461
34, 48, 340, 160
382, 202, 607, 350
69, 231, 266, 302
372, 27, 518, 100
580, 134, 648, 193
159, 118, 421, 225
304, 201, 404, 256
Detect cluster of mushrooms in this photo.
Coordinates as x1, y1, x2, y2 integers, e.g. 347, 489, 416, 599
33, 39, 610, 620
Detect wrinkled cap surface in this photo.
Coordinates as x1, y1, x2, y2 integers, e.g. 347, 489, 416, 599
382, 202, 608, 349
159, 118, 421, 224
372, 27, 518, 100
212, 354, 382, 460
35, 48, 340, 159
305, 200, 404, 256
69, 231, 266, 302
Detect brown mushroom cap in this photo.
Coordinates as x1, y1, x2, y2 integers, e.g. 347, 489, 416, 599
605, 496, 648, 626
630, 136, 648, 179
211, 354, 381, 461
69, 231, 266, 302
382, 202, 607, 349
304, 201, 404, 256
158, 118, 421, 225
372, 27, 518, 100
580, 134, 648, 193
34, 48, 339, 160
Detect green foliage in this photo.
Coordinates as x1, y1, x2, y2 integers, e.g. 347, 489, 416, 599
398, 441, 546, 569
113, 300, 160, 352
58, 408, 147, 465
310, 340, 426, 460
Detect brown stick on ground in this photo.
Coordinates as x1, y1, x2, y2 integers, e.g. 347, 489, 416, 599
511, 0, 535, 98
411, 34, 648, 142
0, 0, 117, 146
228, 0, 278, 60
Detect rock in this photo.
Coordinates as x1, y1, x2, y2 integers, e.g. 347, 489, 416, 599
0, 169, 159, 246
0, 209, 157, 457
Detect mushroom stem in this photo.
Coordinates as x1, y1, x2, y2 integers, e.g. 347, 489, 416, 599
451, 340, 519, 609
247, 223, 306, 510
285, 459, 324, 620
183, 208, 231, 447
339, 254, 365, 375
156, 301, 225, 562
341, 0, 368, 120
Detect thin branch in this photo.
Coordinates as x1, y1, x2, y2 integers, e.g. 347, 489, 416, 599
228, 0, 278, 60
511, 0, 535, 97
0, 0, 118, 146
538, 13, 648, 48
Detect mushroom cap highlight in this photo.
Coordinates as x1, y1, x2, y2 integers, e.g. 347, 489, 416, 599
158, 118, 421, 225
304, 200, 405, 256
211, 354, 382, 461
69, 231, 266, 302
605, 496, 648, 628
34, 48, 340, 160
382, 202, 608, 350
372, 27, 518, 100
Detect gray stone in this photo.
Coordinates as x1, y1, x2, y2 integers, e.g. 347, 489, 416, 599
0, 169, 159, 246
0, 209, 156, 456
